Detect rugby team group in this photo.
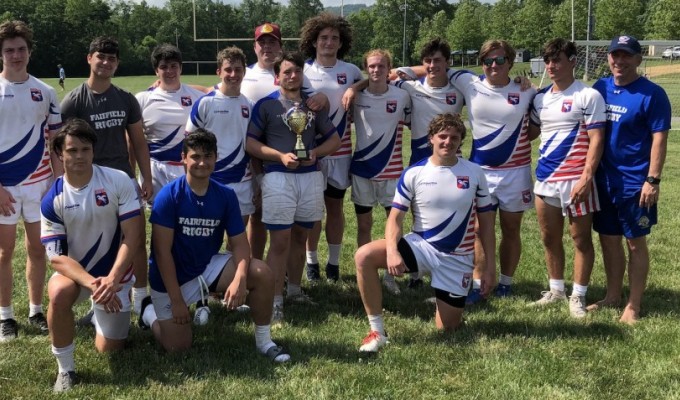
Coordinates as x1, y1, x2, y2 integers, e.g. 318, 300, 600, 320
0, 11, 670, 392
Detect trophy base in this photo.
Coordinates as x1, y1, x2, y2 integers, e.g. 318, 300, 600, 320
294, 148, 310, 161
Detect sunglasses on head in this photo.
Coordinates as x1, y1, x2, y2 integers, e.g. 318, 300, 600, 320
482, 56, 507, 66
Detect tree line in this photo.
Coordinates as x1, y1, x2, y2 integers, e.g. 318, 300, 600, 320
1, 0, 678, 78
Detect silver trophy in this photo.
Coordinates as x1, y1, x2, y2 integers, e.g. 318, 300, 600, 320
283, 102, 312, 161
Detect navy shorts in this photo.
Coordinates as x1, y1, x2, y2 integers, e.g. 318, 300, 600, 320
593, 186, 657, 239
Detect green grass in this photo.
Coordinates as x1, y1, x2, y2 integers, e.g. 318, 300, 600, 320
2, 76, 680, 398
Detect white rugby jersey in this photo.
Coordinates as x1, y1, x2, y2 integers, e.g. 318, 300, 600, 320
40, 165, 140, 279
303, 59, 363, 159
186, 91, 253, 185
136, 84, 205, 163
393, 77, 464, 165
0, 75, 61, 187
530, 80, 606, 182
392, 158, 493, 255
449, 70, 535, 170
350, 86, 411, 180
241, 63, 277, 102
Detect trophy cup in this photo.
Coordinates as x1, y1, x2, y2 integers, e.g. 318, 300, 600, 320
284, 102, 311, 161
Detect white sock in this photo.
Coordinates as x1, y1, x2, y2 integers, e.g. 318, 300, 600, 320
273, 295, 284, 308
29, 303, 43, 317
306, 251, 318, 265
255, 324, 274, 353
0, 306, 14, 320
327, 244, 341, 266
286, 284, 301, 297
368, 314, 385, 336
52, 343, 76, 373
472, 279, 482, 290
549, 279, 565, 292
142, 303, 157, 328
572, 283, 588, 297
132, 287, 148, 314
499, 274, 513, 286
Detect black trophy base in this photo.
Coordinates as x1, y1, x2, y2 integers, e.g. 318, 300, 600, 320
294, 148, 310, 161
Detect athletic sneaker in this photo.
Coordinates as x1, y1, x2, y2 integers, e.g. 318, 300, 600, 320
306, 263, 321, 282
359, 330, 388, 352
194, 306, 210, 326
75, 310, 95, 328
532, 289, 568, 306
494, 284, 512, 298
137, 296, 153, 330
0, 318, 18, 342
569, 295, 587, 318
465, 288, 484, 305
382, 275, 401, 295
286, 292, 317, 306
53, 371, 77, 392
271, 305, 284, 326
28, 312, 49, 332
325, 263, 340, 282
407, 278, 423, 289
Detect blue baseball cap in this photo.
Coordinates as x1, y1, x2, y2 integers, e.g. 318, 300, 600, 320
608, 35, 641, 55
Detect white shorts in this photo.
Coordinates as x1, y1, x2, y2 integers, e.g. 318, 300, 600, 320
484, 166, 534, 212
261, 171, 324, 226
403, 233, 473, 297
70, 273, 134, 340
226, 180, 255, 216
320, 157, 351, 190
151, 253, 231, 321
351, 175, 397, 208
144, 159, 185, 204
534, 179, 600, 217
0, 178, 51, 224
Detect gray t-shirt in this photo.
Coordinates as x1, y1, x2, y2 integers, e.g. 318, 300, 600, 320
61, 83, 142, 177
247, 91, 336, 173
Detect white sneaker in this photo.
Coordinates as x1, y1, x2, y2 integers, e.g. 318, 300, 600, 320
359, 330, 388, 352
569, 295, 587, 318
193, 306, 210, 326
532, 289, 567, 306
382, 274, 401, 295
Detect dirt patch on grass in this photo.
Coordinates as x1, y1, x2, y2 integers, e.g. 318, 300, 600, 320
644, 63, 680, 78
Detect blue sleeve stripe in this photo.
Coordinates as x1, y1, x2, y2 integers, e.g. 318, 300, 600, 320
41, 234, 67, 244
119, 209, 141, 222
392, 202, 409, 212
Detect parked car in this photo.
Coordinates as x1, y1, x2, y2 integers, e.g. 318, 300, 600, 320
661, 46, 680, 59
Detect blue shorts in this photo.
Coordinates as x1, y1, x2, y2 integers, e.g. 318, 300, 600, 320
593, 186, 657, 239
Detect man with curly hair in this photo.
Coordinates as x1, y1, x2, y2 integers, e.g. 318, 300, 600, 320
298, 13, 363, 284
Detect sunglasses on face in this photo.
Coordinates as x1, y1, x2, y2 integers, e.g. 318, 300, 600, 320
482, 56, 507, 66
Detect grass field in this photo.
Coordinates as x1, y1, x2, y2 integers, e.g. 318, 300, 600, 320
1, 75, 679, 398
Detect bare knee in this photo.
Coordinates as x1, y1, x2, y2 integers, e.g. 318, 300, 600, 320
249, 259, 274, 289
48, 279, 78, 311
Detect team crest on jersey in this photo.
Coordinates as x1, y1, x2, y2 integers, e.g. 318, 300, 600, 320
386, 100, 397, 113
446, 93, 457, 105
95, 189, 109, 207
522, 190, 532, 204
30, 88, 43, 102
181, 97, 193, 107
462, 273, 472, 289
457, 176, 470, 189
241, 105, 250, 118
507, 93, 520, 105
561, 100, 573, 112
337, 73, 347, 85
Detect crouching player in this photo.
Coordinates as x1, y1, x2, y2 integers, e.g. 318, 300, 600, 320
138, 129, 290, 362
41, 119, 143, 392
355, 113, 496, 352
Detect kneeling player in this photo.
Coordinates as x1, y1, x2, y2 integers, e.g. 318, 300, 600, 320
138, 129, 289, 362
41, 119, 143, 392
354, 113, 496, 352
